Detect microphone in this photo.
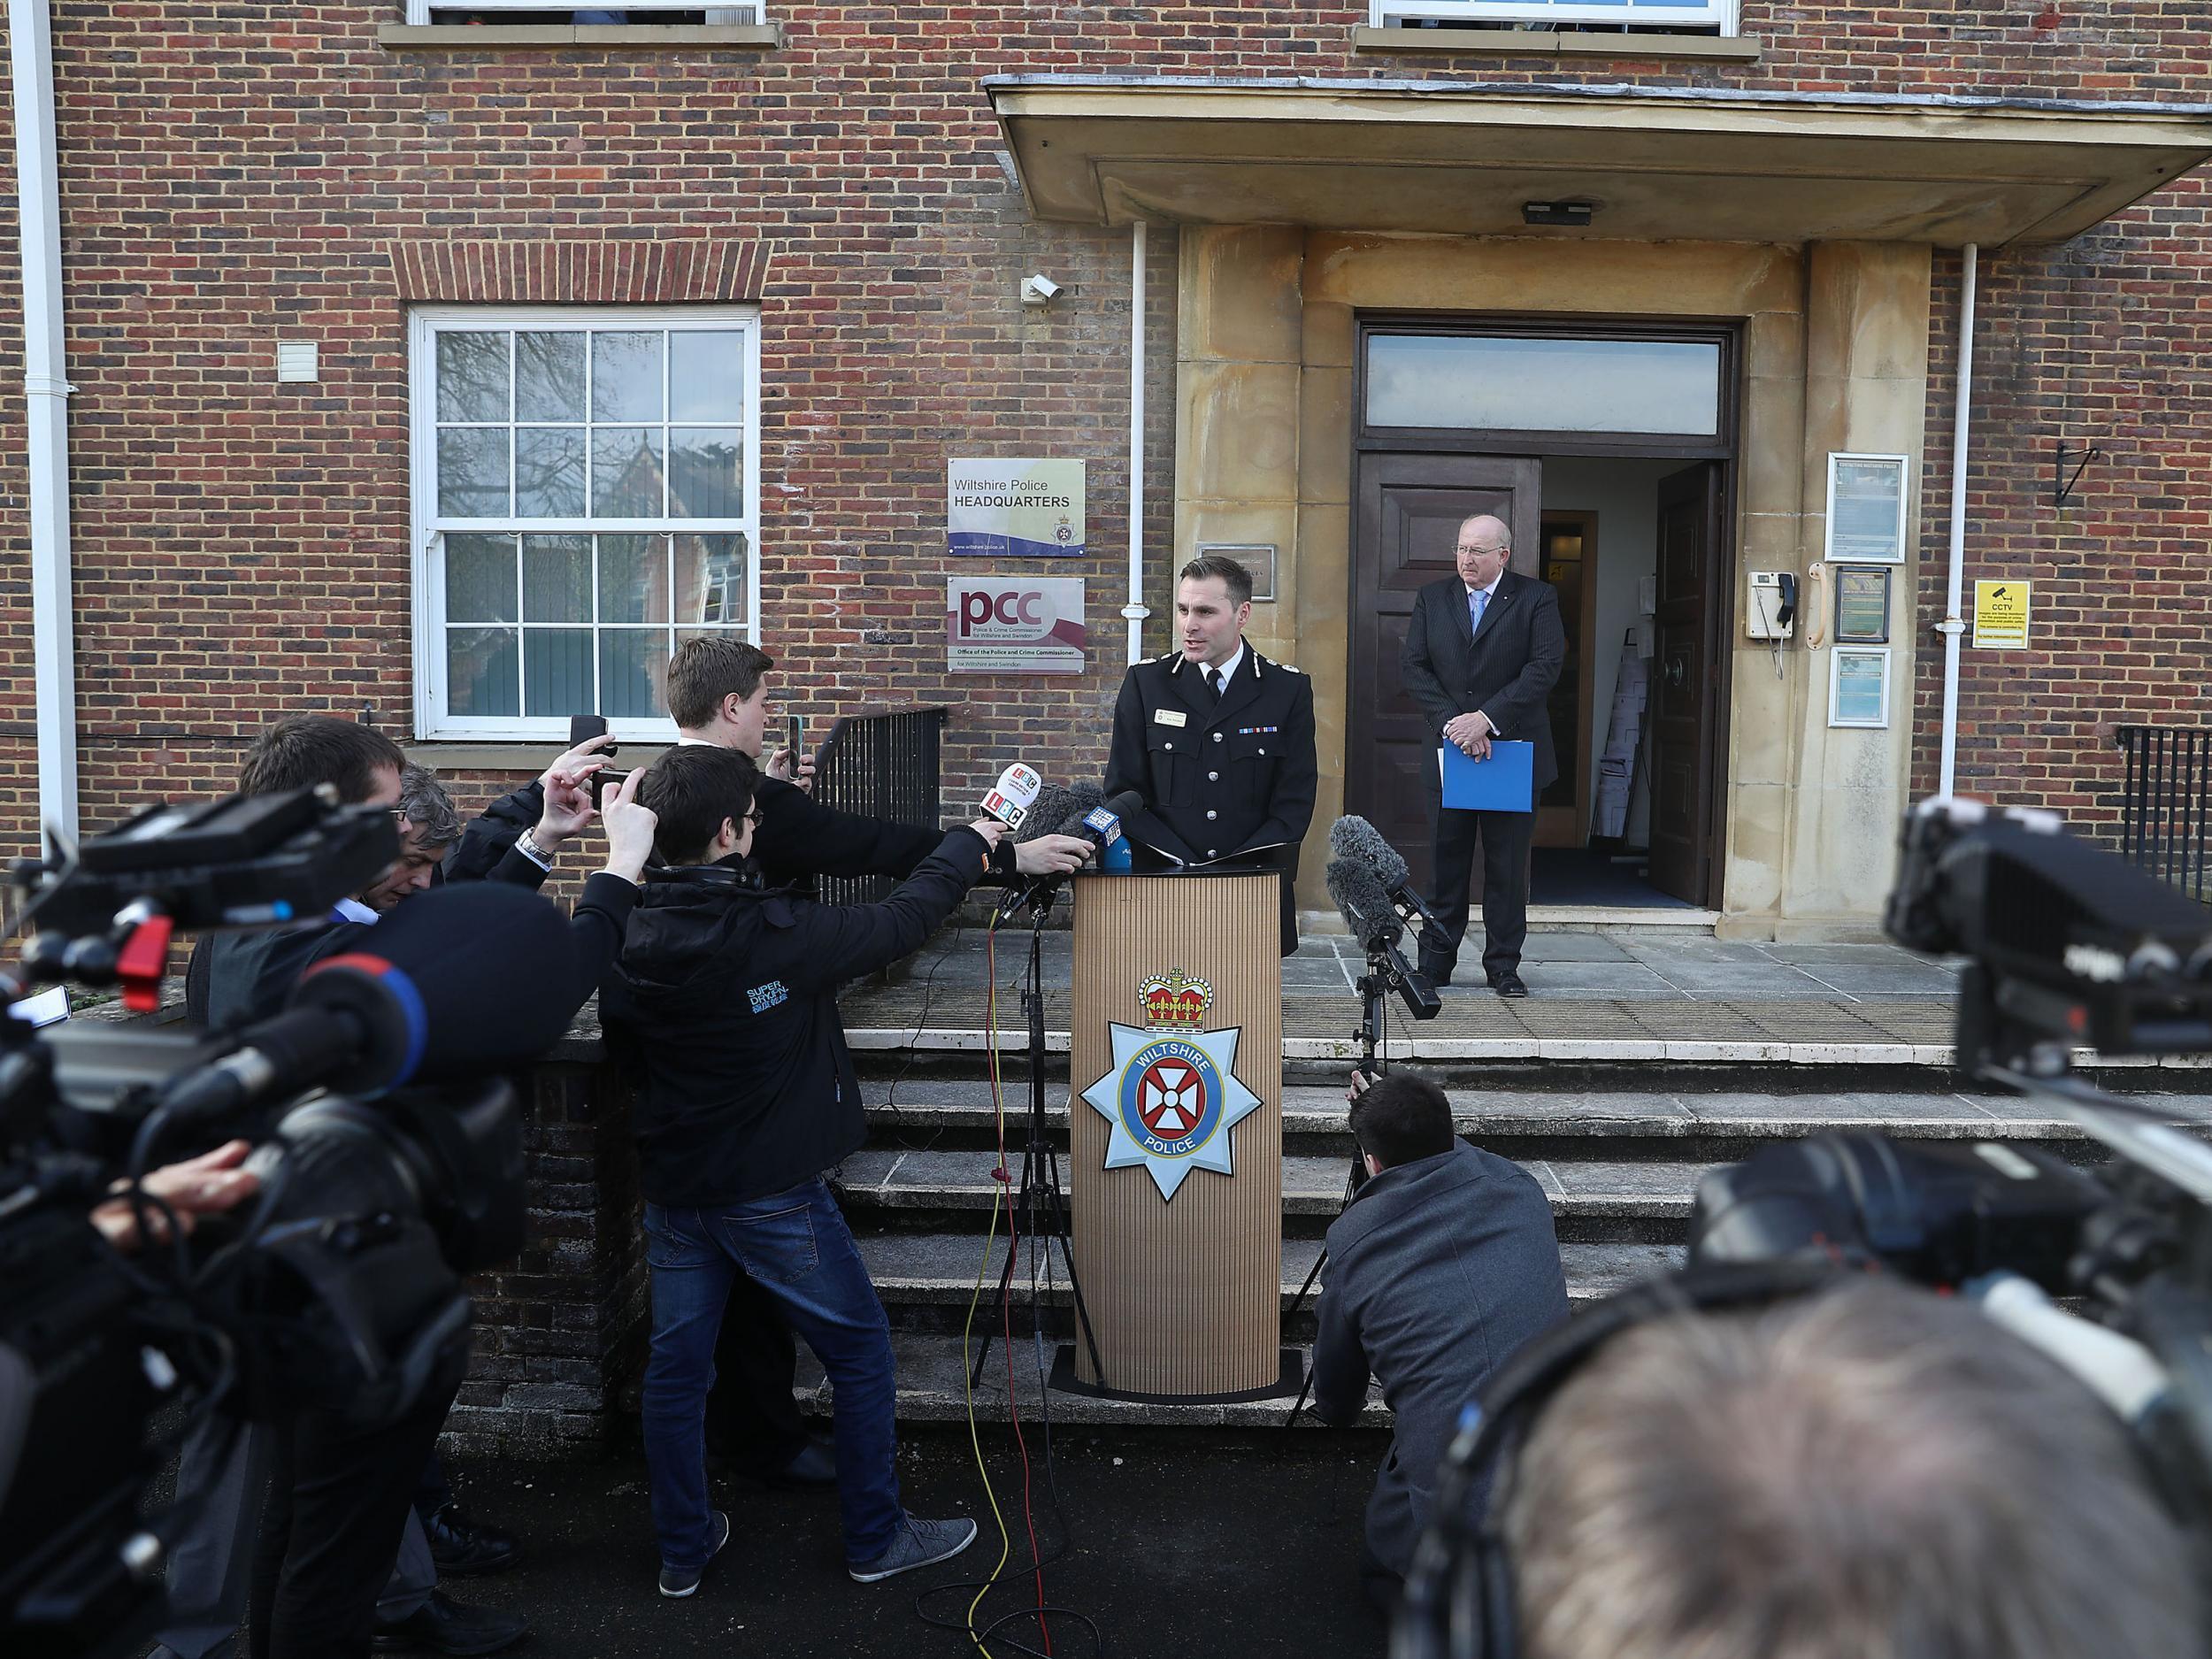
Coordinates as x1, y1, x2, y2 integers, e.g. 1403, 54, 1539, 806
1017, 780, 1096, 843
1325, 856, 1402, 952
1328, 856, 1443, 1022
979, 764, 1043, 833
995, 788, 1141, 921
156, 883, 578, 1128
1329, 815, 1440, 933
1062, 788, 1141, 856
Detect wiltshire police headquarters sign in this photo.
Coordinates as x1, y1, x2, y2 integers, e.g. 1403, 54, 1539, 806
947, 457, 1085, 559
1079, 970, 1263, 1202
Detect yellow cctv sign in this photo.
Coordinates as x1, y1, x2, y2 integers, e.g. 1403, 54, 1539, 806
1972, 580, 2031, 649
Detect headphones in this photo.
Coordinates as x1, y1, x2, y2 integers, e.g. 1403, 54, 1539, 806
1390, 1256, 1847, 1659
644, 861, 760, 892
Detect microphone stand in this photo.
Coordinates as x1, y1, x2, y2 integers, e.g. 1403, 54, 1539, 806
1282, 934, 1404, 1428
970, 893, 1108, 1390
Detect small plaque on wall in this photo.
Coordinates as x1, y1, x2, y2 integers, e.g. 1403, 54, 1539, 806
1834, 567, 1892, 644
1825, 453, 1908, 565
1829, 646, 1891, 729
1195, 543, 1277, 603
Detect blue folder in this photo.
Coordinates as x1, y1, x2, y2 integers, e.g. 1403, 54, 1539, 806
1440, 741, 1536, 812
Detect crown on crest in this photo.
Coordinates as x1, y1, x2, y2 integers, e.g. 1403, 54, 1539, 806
1138, 968, 1213, 1029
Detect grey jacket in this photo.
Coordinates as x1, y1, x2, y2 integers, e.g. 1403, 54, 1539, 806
1311, 1138, 1570, 1578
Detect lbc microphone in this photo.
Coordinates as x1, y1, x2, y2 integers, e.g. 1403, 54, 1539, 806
157, 882, 579, 1125
979, 764, 1043, 833
1330, 815, 1440, 933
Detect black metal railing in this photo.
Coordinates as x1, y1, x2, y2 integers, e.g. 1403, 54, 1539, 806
2116, 726, 2211, 903
812, 706, 949, 908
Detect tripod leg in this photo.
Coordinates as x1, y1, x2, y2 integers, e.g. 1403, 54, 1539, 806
968, 1228, 1020, 1388
1038, 1157, 1108, 1387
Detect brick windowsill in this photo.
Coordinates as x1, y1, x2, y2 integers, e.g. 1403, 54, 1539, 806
378, 21, 782, 50
1349, 26, 1762, 61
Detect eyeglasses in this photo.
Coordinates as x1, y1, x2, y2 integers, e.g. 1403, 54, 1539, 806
1456, 542, 1509, 557
742, 810, 766, 829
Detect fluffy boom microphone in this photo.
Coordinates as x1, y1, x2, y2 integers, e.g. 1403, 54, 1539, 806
1325, 856, 1402, 951
1017, 780, 1101, 843
1329, 815, 1440, 933
1326, 856, 1441, 1020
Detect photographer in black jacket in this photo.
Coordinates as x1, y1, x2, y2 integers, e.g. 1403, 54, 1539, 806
602, 744, 999, 1595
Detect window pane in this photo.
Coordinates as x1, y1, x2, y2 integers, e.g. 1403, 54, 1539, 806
516, 427, 587, 518
522, 534, 593, 624
675, 533, 748, 627
445, 534, 518, 623
600, 630, 668, 719
517, 332, 586, 421
668, 427, 744, 519
524, 628, 595, 717
592, 427, 664, 518
448, 626, 519, 717
1365, 335, 1722, 436
599, 534, 667, 625
592, 331, 663, 422
437, 427, 511, 517
436, 331, 508, 422
670, 330, 747, 422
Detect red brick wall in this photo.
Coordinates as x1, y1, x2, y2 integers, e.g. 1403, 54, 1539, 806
0, 0, 2201, 849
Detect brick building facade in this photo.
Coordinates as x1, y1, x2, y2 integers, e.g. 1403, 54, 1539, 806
1, 1, 2208, 932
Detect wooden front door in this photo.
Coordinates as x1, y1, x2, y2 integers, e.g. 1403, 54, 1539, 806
1649, 462, 1727, 905
1536, 511, 1600, 848
1348, 450, 1541, 894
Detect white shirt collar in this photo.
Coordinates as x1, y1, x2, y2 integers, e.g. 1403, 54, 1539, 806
332, 896, 379, 926
1464, 572, 1505, 602
1202, 641, 1248, 688
676, 734, 715, 748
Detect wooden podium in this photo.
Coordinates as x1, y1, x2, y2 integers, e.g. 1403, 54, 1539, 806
1066, 872, 1284, 1397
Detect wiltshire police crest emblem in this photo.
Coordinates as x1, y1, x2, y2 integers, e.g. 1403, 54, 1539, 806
1079, 970, 1263, 1202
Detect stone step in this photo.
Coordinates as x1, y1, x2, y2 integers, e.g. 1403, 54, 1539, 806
855, 1079, 2192, 1149
797, 1329, 1392, 1430
836, 1147, 1706, 1231
851, 1232, 1678, 1320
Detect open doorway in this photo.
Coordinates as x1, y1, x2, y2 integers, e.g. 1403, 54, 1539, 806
1345, 317, 1736, 913
1532, 457, 1702, 910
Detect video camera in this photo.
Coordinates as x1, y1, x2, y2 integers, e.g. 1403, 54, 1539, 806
0, 787, 572, 1657
1396, 797, 2212, 1657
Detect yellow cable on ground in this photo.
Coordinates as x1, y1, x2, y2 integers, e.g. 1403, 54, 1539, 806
958, 915, 1016, 1655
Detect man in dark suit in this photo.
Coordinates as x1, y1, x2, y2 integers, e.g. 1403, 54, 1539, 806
1104, 554, 1319, 956
1399, 514, 1565, 996
1312, 1070, 1568, 1609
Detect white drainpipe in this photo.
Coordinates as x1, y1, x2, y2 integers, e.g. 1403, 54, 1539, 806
11, 0, 77, 844
1936, 242, 1978, 799
1122, 219, 1150, 664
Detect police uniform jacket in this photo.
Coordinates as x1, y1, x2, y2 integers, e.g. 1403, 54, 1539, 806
1103, 646, 1317, 954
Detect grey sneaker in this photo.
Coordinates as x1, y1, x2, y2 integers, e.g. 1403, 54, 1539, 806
658, 1509, 732, 1599
848, 1516, 979, 1583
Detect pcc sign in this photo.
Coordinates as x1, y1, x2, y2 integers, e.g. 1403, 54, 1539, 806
946, 576, 1087, 674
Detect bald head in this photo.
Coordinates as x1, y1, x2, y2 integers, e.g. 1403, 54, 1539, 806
1455, 514, 1512, 590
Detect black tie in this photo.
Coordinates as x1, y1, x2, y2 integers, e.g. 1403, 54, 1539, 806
1205, 667, 1224, 703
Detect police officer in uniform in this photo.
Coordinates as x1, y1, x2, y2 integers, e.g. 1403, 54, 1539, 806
1104, 554, 1318, 956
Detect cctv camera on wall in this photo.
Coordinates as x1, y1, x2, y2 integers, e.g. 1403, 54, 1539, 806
1019, 274, 1063, 308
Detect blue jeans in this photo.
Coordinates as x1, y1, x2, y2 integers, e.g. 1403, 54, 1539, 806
641, 1180, 904, 1568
